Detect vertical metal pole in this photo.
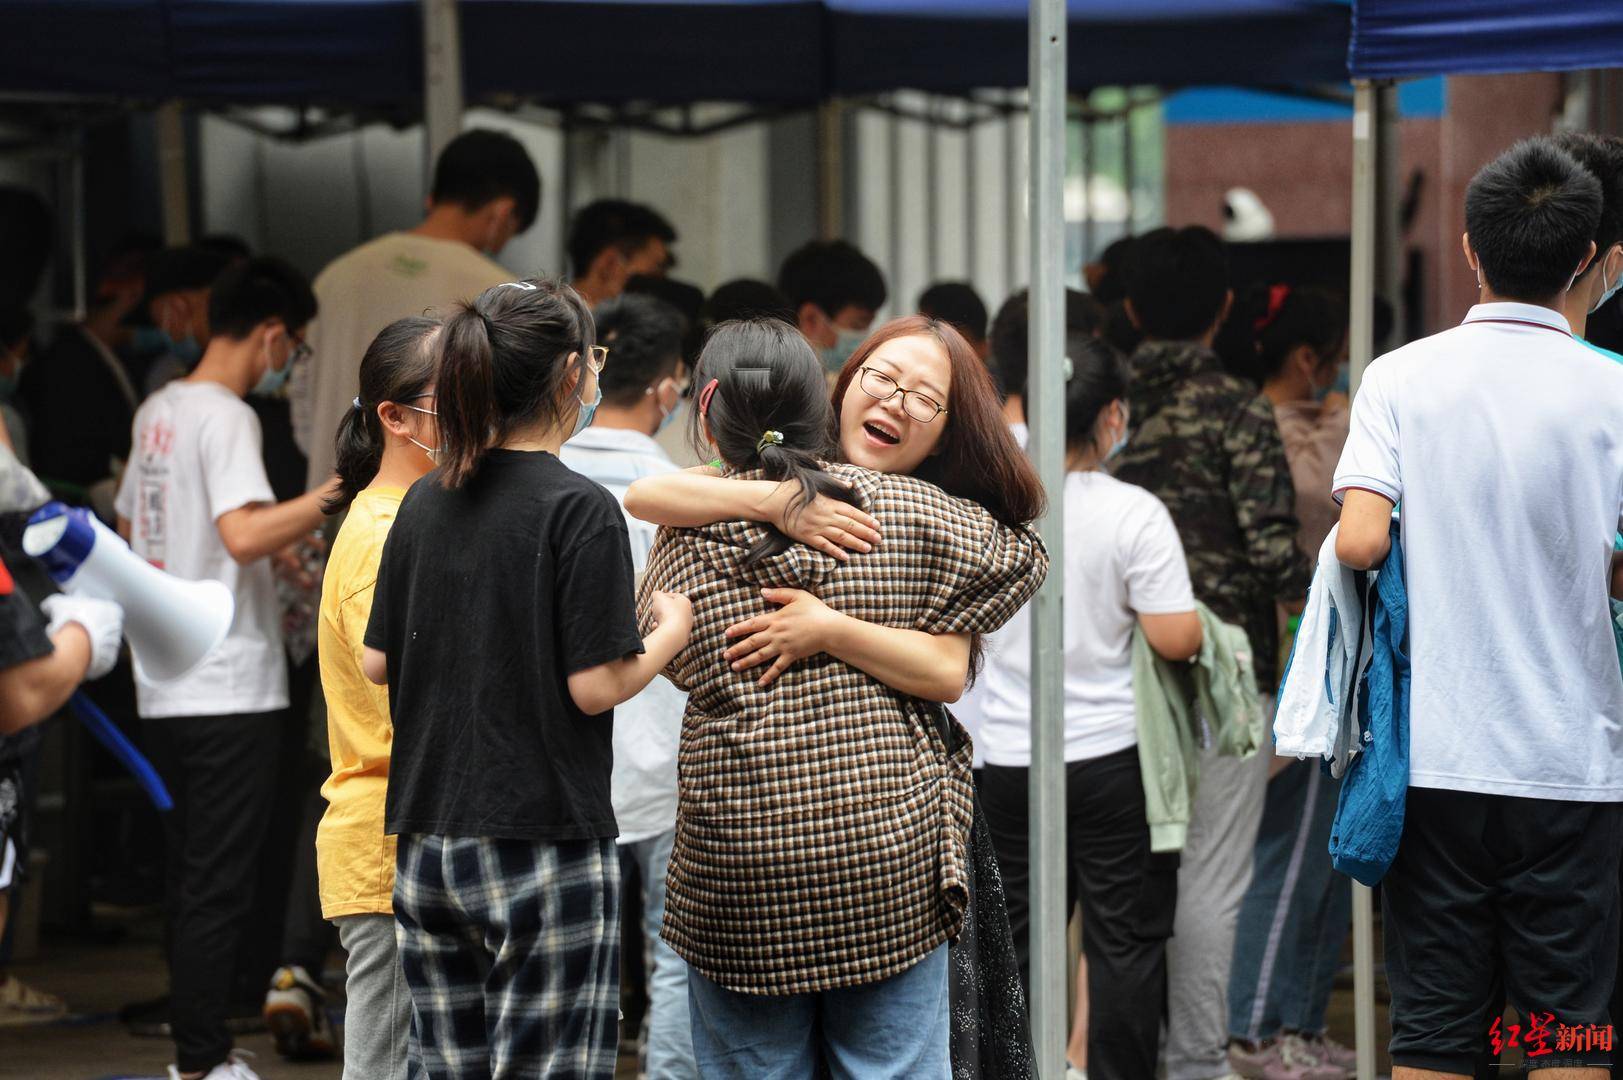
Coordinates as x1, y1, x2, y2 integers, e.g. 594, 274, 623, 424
819, 101, 845, 240
1374, 82, 1403, 350
68, 133, 87, 321
966, 99, 978, 289
1006, 91, 1023, 289
420, 0, 465, 183
156, 101, 191, 247
1028, 0, 1068, 1074
1122, 101, 1136, 237
1081, 109, 1095, 266
926, 102, 940, 282
889, 105, 903, 312
1347, 81, 1378, 1080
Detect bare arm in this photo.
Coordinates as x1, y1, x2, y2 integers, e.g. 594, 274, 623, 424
363, 645, 387, 685
567, 591, 693, 715
215, 483, 335, 566
1138, 610, 1203, 663
0, 625, 91, 734
624, 470, 880, 561
1335, 489, 1395, 571
724, 587, 972, 700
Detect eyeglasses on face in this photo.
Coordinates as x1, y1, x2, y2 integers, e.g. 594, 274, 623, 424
583, 345, 609, 373
857, 366, 947, 423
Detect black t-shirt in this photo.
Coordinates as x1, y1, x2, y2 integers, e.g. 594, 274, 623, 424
365, 449, 643, 841
0, 553, 51, 674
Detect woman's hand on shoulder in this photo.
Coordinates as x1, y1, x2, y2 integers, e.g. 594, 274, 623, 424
723, 588, 842, 686
762, 482, 882, 562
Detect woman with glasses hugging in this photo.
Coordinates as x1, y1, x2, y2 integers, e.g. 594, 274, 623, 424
360, 279, 693, 1079
630, 316, 1048, 1076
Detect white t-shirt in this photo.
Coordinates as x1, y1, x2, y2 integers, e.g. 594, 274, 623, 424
978, 469, 1194, 766
955, 421, 1029, 768
1334, 302, 1623, 801
560, 426, 686, 845
114, 381, 287, 719
293, 232, 511, 488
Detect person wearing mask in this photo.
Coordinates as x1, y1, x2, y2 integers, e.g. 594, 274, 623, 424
636, 318, 1046, 1077
312, 315, 442, 1080
141, 246, 239, 395
1552, 133, 1623, 365
918, 281, 990, 361
560, 293, 696, 1078
977, 334, 1198, 1080
1336, 138, 1623, 1080
20, 248, 149, 511
113, 257, 337, 1080
986, 288, 1105, 435
361, 279, 691, 1079
293, 129, 540, 491
1220, 284, 1357, 1080
567, 200, 678, 308
1111, 225, 1311, 1080
777, 240, 888, 376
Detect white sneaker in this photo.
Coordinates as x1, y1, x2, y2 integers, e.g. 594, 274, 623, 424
167, 1049, 260, 1079
1066, 1066, 1089, 1080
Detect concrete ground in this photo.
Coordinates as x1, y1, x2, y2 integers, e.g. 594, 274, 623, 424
1, 907, 1396, 1080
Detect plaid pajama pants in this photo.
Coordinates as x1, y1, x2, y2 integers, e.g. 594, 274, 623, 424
394, 834, 622, 1080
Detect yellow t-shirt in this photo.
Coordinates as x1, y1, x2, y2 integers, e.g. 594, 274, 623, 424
315, 486, 405, 918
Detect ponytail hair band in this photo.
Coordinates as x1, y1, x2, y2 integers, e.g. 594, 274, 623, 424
698, 378, 720, 417
352, 397, 363, 411
757, 430, 785, 453
1253, 283, 1291, 335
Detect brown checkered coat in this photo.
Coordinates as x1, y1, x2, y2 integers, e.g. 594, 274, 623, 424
638, 464, 1048, 995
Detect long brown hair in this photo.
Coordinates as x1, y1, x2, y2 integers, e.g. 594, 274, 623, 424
831, 315, 1045, 527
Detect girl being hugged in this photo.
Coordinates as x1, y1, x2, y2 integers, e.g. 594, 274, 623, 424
638, 319, 1047, 1077
312, 315, 441, 1080
361, 280, 692, 1079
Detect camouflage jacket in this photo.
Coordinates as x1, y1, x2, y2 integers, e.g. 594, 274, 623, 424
1113, 341, 1311, 690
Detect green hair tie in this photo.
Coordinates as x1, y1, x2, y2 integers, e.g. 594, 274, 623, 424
757, 430, 785, 453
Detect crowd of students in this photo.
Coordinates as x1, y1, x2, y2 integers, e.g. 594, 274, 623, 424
0, 125, 1621, 1080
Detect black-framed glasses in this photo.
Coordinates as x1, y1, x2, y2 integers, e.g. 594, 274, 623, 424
858, 366, 947, 423
288, 332, 313, 365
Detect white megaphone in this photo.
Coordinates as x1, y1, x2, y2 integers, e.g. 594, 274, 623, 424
22, 502, 234, 684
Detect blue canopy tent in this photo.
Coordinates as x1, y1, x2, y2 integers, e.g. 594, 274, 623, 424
0, 0, 1351, 105
1350, 0, 1623, 80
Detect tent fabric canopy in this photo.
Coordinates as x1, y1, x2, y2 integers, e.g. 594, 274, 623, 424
1349, 0, 1623, 80
0, 0, 1351, 107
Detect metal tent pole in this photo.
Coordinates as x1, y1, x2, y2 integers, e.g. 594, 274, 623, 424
156, 101, 191, 247
1347, 80, 1378, 1080
421, 0, 465, 183
1028, 0, 1068, 1074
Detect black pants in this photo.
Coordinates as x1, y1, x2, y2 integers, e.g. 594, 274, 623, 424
979, 746, 1179, 1080
1384, 787, 1623, 1075
147, 710, 282, 1074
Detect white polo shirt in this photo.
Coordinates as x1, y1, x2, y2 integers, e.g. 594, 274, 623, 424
1334, 302, 1623, 801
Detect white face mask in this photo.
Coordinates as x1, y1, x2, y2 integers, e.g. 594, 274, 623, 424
400, 402, 442, 464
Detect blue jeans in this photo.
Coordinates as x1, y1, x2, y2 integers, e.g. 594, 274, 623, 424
687, 945, 950, 1079
622, 830, 698, 1080
1227, 759, 1353, 1041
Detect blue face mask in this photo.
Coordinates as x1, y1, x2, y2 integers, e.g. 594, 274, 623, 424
819, 326, 868, 375
136, 325, 203, 367
572, 379, 602, 438
169, 333, 204, 367
657, 395, 684, 435
252, 358, 292, 398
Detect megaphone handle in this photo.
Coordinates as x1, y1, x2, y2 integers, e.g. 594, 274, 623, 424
67, 691, 174, 813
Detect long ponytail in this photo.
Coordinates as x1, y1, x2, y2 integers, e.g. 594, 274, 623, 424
690, 319, 861, 566
435, 278, 596, 489
325, 315, 441, 514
